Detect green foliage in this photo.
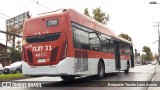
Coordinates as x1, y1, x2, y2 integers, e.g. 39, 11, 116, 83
153, 54, 159, 60
84, 7, 110, 25
141, 54, 146, 61
0, 73, 24, 80
7, 25, 22, 49
143, 46, 151, 52
16, 40, 21, 51
142, 46, 153, 61
84, 8, 90, 17
118, 33, 132, 41
92, 7, 109, 24
8, 48, 22, 62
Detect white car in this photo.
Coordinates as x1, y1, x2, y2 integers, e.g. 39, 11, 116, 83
0, 63, 3, 74
152, 61, 157, 65
3, 61, 22, 74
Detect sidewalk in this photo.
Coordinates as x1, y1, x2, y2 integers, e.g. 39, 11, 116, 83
148, 65, 160, 90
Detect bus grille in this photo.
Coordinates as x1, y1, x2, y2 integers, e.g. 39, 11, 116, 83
27, 50, 34, 63
50, 47, 58, 62
26, 32, 61, 43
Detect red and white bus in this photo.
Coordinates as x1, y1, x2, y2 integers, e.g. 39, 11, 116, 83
22, 9, 134, 80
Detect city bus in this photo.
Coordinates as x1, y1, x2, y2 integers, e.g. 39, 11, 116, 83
22, 9, 134, 80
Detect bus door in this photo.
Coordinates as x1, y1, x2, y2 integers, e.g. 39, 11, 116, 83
114, 41, 121, 70
130, 45, 134, 67
74, 50, 89, 75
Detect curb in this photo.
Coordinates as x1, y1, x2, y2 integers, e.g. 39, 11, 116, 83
148, 65, 160, 90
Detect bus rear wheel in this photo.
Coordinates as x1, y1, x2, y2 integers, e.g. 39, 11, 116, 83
97, 61, 105, 79
61, 76, 75, 81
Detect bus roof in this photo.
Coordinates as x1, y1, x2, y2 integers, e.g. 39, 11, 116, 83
26, 8, 132, 45
65, 9, 132, 45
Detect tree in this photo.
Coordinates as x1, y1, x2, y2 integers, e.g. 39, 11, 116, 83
118, 33, 132, 41
143, 46, 151, 52
142, 46, 153, 61
92, 7, 109, 24
84, 7, 110, 25
16, 40, 22, 51
8, 48, 22, 63
141, 54, 146, 62
84, 8, 90, 17
153, 54, 159, 60
7, 25, 22, 51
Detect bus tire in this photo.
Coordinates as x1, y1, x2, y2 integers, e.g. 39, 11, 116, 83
61, 76, 75, 81
125, 61, 130, 73
97, 60, 105, 79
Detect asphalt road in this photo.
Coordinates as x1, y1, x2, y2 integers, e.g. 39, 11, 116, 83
0, 64, 156, 90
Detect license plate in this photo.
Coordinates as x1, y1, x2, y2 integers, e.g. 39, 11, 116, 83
38, 59, 46, 63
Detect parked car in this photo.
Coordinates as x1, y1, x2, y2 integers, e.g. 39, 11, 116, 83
3, 61, 22, 74
142, 61, 147, 65
152, 61, 157, 65
146, 61, 152, 64
0, 63, 3, 74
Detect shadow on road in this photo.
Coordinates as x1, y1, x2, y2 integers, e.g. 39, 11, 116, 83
42, 72, 121, 87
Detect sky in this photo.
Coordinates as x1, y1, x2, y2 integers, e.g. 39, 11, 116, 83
0, 0, 160, 54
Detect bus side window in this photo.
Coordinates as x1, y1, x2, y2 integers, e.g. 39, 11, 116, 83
89, 32, 102, 51
110, 40, 114, 53
101, 37, 110, 52
72, 27, 90, 49
126, 44, 131, 55
119, 42, 131, 55
120, 42, 125, 54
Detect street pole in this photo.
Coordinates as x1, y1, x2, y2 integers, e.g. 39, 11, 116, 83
5, 33, 7, 66
150, 1, 160, 64
158, 22, 160, 64
153, 22, 160, 64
